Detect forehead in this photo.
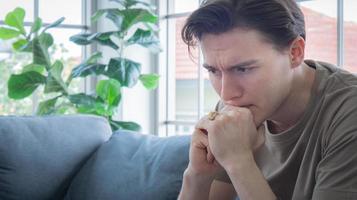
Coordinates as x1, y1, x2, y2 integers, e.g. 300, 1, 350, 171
199, 28, 278, 66
200, 28, 271, 52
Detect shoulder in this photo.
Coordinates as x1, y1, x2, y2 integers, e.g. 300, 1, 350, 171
306, 60, 357, 151
310, 60, 357, 95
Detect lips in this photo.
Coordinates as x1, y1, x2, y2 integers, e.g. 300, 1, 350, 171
222, 101, 252, 108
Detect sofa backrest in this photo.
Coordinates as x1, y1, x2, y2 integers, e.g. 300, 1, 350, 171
0, 115, 112, 200
65, 130, 191, 200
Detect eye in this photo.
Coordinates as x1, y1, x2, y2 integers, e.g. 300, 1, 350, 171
207, 68, 217, 74
205, 67, 219, 75
234, 67, 252, 73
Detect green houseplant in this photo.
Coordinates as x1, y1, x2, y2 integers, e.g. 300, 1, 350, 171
69, 0, 161, 131
0, 7, 72, 114
0, 0, 160, 131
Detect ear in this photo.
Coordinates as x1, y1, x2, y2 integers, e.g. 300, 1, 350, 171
289, 36, 305, 68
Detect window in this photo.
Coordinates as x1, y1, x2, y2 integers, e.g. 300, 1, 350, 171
158, 0, 219, 136
344, 0, 357, 72
301, 0, 338, 65
158, 0, 357, 136
0, 0, 89, 115
300, 0, 357, 71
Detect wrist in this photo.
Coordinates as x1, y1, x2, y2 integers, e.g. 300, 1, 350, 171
179, 168, 213, 200
221, 154, 276, 200
224, 152, 256, 177
184, 167, 215, 185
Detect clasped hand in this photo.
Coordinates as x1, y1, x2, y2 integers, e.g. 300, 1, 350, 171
187, 105, 266, 180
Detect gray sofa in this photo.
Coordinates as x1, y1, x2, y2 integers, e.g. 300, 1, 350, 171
0, 115, 190, 200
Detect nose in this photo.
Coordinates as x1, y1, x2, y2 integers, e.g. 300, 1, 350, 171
220, 74, 243, 104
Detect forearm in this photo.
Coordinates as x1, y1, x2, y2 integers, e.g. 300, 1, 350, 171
225, 154, 276, 200
178, 169, 213, 200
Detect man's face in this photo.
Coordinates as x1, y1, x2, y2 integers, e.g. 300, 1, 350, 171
200, 28, 295, 126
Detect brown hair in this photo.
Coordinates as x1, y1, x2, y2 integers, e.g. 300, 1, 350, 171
181, 0, 305, 52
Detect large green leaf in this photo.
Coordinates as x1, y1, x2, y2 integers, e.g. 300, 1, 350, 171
70, 33, 92, 45
7, 71, 46, 99
105, 58, 141, 88
99, 9, 124, 29
110, 0, 156, 10
44, 60, 68, 94
68, 94, 110, 116
98, 8, 157, 32
144, 23, 159, 32
70, 32, 119, 49
31, 17, 42, 33
37, 97, 58, 115
39, 32, 54, 49
0, 27, 21, 39
76, 100, 108, 116
42, 17, 65, 33
22, 63, 46, 74
126, 29, 161, 53
96, 79, 121, 107
88, 32, 120, 49
32, 33, 53, 68
12, 39, 28, 51
91, 10, 106, 22
109, 119, 141, 132
139, 74, 159, 90
131, 0, 156, 10
120, 9, 157, 32
68, 93, 97, 106
70, 52, 105, 78
32, 37, 51, 68
86, 52, 103, 64
71, 63, 107, 78
51, 103, 71, 115
5, 7, 26, 35
17, 40, 32, 52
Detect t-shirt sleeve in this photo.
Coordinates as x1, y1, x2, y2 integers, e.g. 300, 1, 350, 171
312, 94, 357, 199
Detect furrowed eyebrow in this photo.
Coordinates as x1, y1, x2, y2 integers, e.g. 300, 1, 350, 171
229, 60, 258, 69
202, 59, 258, 70
202, 64, 215, 70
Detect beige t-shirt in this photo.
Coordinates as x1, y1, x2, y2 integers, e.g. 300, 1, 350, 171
216, 60, 357, 200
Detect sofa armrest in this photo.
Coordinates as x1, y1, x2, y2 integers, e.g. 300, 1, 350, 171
0, 114, 112, 200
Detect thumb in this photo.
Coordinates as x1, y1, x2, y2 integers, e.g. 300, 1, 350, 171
254, 123, 266, 150
257, 123, 266, 135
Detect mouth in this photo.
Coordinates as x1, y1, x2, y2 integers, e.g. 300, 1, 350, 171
242, 104, 253, 109
221, 102, 255, 111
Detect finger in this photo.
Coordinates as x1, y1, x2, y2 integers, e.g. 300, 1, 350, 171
206, 145, 215, 163
195, 115, 213, 131
199, 128, 208, 135
257, 123, 266, 134
254, 123, 266, 149
192, 129, 209, 149
221, 105, 252, 118
220, 104, 241, 113
213, 159, 222, 167
193, 129, 215, 163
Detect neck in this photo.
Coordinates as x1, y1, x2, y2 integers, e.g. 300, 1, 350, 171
268, 62, 315, 134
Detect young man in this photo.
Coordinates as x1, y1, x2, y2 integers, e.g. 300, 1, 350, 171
178, 0, 357, 199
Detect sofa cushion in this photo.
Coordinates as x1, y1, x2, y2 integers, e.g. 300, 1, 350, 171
65, 130, 190, 200
0, 115, 112, 200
